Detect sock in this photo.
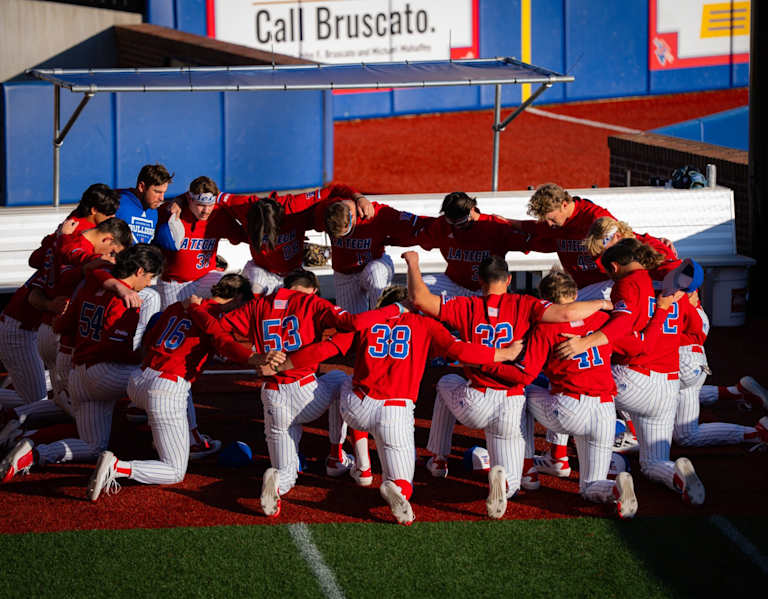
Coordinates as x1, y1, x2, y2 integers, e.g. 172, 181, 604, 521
719, 385, 742, 400
331, 444, 344, 462
551, 444, 568, 461
523, 457, 535, 473
395, 479, 413, 500
115, 459, 132, 478
352, 430, 370, 471
625, 419, 637, 437
744, 429, 760, 443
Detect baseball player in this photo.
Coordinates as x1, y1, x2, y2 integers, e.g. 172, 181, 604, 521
186, 269, 404, 518
491, 271, 639, 518
218, 184, 372, 295
338, 285, 522, 524
320, 198, 421, 313
87, 274, 281, 500
555, 238, 705, 505
153, 176, 247, 309
115, 164, 173, 244
0, 245, 164, 484
412, 192, 533, 298
404, 252, 612, 513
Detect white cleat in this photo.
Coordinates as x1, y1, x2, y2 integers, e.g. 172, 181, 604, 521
613, 472, 638, 519
613, 431, 640, 454
739, 377, 768, 412
426, 456, 448, 478
350, 466, 373, 487
380, 480, 414, 526
533, 454, 571, 477
486, 465, 508, 520
260, 467, 281, 517
674, 457, 705, 506
326, 450, 355, 477
1, 439, 34, 483
88, 451, 119, 502
521, 465, 540, 491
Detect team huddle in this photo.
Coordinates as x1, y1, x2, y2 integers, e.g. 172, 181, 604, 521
1, 165, 768, 526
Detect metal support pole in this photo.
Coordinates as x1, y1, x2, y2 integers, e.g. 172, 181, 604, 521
53, 85, 60, 207
492, 84, 502, 191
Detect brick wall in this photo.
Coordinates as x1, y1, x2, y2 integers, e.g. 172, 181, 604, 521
608, 133, 751, 256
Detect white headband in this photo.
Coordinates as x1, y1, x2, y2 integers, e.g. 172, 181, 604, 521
190, 192, 216, 205
601, 226, 618, 247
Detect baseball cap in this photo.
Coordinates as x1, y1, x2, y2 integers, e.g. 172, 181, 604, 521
217, 441, 253, 467
661, 258, 704, 295
462, 446, 490, 471
190, 192, 217, 205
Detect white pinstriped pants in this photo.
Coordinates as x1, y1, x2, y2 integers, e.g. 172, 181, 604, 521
37, 323, 59, 387
613, 364, 680, 490
126, 368, 190, 484
421, 273, 481, 299
155, 272, 225, 310
240, 260, 284, 295
333, 254, 394, 314
261, 370, 349, 494
526, 386, 617, 503
427, 374, 526, 497
339, 377, 415, 485
0, 315, 47, 405
34, 362, 138, 465
674, 346, 751, 446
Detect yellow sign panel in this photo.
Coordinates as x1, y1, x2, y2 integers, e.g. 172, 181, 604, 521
701, 2, 750, 38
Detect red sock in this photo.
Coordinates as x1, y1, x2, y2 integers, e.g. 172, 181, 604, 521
330, 444, 344, 462
395, 479, 413, 500
625, 419, 637, 436
523, 457, 535, 472
551, 444, 568, 460
351, 429, 368, 442
719, 385, 742, 400
115, 458, 132, 476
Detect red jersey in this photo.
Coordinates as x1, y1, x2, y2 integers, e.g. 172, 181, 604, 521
602, 269, 680, 373
636, 233, 682, 281
1, 276, 44, 331
321, 202, 421, 274
190, 287, 400, 385
141, 300, 252, 381
679, 294, 708, 347
440, 293, 551, 392
416, 215, 530, 291
156, 205, 246, 283
55, 275, 141, 367
521, 197, 614, 288
352, 312, 495, 401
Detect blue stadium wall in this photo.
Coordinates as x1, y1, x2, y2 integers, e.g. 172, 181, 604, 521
0, 0, 748, 206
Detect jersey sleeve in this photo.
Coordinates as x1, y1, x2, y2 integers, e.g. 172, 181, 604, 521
153, 212, 184, 251
479, 325, 551, 386
102, 302, 142, 363
612, 302, 671, 357
382, 206, 423, 247
319, 301, 401, 332
599, 279, 640, 343
411, 216, 442, 251
438, 296, 469, 332
286, 331, 356, 369
200, 314, 253, 364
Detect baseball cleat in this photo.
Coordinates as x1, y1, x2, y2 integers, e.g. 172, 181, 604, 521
674, 457, 705, 506
350, 466, 373, 487
0, 439, 34, 483
613, 472, 638, 519
379, 480, 414, 526
533, 454, 571, 477
325, 450, 355, 477
260, 467, 281, 518
521, 464, 540, 491
0, 419, 23, 452
754, 417, 768, 443
613, 431, 640, 454
738, 377, 768, 412
88, 451, 120, 502
189, 434, 222, 460
486, 466, 508, 519
426, 456, 449, 478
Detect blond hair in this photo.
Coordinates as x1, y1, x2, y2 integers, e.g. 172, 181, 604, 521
526, 183, 572, 219
584, 217, 634, 257
538, 269, 578, 304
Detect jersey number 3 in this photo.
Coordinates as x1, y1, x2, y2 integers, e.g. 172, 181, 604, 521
368, 324, 411, 359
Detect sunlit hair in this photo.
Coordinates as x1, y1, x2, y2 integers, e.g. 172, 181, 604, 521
478, 255, 510, 284
601, 237, 664, 271
247, 198, 285, 251
584, 216, 634, 257
526, 183, 572, 219
283, 269, 319, 291
376, 285, 408, 308
111, 244, 164, 279
211, 273, 253, 301
189, 176, 219, 196
136, 163, 173, 188
538, 270, 578, 304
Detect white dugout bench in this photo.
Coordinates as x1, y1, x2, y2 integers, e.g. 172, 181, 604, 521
0, 186, 754, 326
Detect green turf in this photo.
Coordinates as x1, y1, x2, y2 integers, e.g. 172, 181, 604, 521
1, 516, 766, 598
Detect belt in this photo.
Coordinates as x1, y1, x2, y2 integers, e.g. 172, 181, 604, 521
470, 385, 520, 397
559, 391, 614, 403
263, 373, 315, 391
628, 365, 679, 380
353, 387, 407, 407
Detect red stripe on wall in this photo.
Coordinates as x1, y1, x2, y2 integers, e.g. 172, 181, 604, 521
206, 0, 216, 38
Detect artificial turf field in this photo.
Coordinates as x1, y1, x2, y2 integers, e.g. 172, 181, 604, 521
1, 516, 767, 598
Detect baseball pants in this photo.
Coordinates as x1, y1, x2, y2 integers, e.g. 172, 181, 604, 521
421, 273, 481, 299
613, 364, 680, 490
526, 386, 618, 503
134, 288, 162, 348
0, 315, 47, 405
340, 378, 415, 486
241, 260, 284, 295
427, 374, 526, 497
333, 254, 394, 314
674, 346, 752, 446
125, 368, 191, 484
155, 272, 225, 310
261, 370, 348, 494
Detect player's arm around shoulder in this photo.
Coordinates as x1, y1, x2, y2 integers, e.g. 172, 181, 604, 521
402, 250, 441, 318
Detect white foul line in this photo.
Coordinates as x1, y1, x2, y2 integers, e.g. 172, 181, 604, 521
526, 107, 643, 134
710, 515, 768, 575
289, 523, 346, 599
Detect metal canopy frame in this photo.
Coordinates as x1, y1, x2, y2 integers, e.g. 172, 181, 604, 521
28, 57, 573, 205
